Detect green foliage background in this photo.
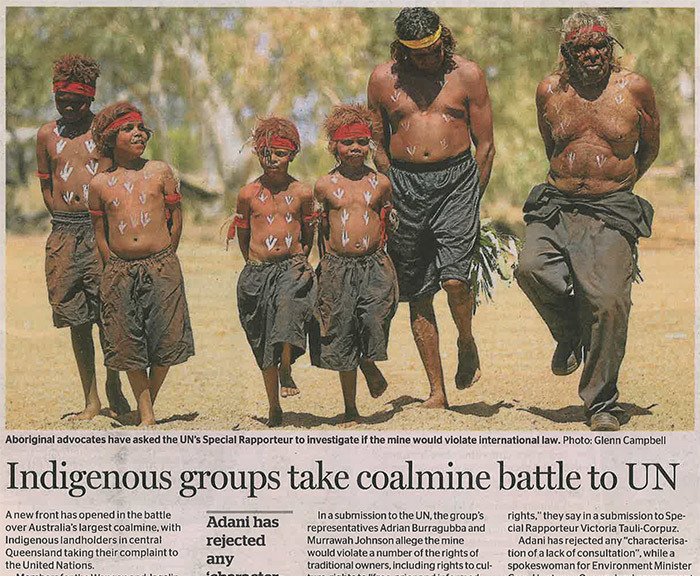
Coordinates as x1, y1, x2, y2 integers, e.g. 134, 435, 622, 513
6, 7, 694, 210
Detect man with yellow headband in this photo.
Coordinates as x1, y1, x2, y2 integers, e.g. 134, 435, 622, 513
515, 11, 659, 431
368, 7, 495, 409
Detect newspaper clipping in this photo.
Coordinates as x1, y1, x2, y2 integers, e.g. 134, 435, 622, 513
2, 4, 698, 576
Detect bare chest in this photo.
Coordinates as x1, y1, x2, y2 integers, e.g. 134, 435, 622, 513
48, 129, 100, 183
250, 188, 302, 222
324, 174, 382, 212
102, 170, 163, 216
544, 85, 640, 143
384, 75, 467, 123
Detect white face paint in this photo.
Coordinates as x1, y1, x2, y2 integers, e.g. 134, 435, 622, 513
595, 155, 607, 168
140, 211, 151, 227
285, 212, 293, 224
138, 191, 147, 205
84, 139, 96, 154
390, 90, 401, 102
363, 211, 370, 226
406, 146, 416, 156
265, 235, 277, 251
341, 229, 350, 247
340, 208, 349, 226
284, 233, 293, 248
108, 176, 118, 187
118, 220, 127, 235
85, 159, 98, 176
266, 215, 275, 225
62, 191, 74, 204
333, 188, 345, 200
112, 198, 120, 207
56, 140, 67, 155
123, 182, 134, 194
284, 195, 293, 205
258, 190, 267, 203
362, 235, 370, 249
363, 190, 373, 205
59, 162, 73, 182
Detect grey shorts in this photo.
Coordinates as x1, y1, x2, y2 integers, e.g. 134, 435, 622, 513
237, 254, 317, 370
388, 150, 480, 301
310, 249, 399, 371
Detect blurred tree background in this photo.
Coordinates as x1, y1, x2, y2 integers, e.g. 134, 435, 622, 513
6, 7, 694, 231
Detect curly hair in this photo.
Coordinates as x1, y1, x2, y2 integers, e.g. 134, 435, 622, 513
253, 116, 301, 154
390, 7, 457, 75
323, 104, 375, 155
556, 10, 621, 84
92, 102, 151, 158
53, 54, 100, 87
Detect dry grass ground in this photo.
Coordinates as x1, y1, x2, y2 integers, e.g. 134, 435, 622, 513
4, 177, 694, 431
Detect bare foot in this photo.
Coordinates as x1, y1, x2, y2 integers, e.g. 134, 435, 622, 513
106, 383, 131, 416
456, 337, 481, 390
359, 359, 388, 398
67, 404, 101, 421
279, 366, 300, 398
267, 408, 283, 428
138, 417, 157, 427
419, 395, 449, 409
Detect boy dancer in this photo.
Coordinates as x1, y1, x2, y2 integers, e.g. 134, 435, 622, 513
230, 117, 316, 427
311, 105, 398, 423
36, 54, 128, 419
89, 102, 195, 426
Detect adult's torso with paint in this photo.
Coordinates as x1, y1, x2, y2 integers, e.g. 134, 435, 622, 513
542, 70, 644, 196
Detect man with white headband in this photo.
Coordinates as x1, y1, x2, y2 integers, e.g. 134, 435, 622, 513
368, 7, 495, 409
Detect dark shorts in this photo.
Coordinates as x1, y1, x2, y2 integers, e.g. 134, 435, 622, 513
388, 150, 481, 301
237, 254, 316, 370
45, 211, 102, 328
310, 249, 399, 371
100, 246, 195, 371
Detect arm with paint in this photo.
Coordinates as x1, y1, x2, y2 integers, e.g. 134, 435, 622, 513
234, 188, 252, 262
299, 183, 316, 258
89, 176, 110, 265
630, 74, 660, 181
163, 166, 183, 252
536, 78, 557, 161
465, 64, 495, 196
367, 67, 391, 174
36, 125, 54, 215
378, 173, 398, 238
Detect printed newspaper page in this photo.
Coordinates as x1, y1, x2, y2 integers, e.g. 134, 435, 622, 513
2, 4, 698, 576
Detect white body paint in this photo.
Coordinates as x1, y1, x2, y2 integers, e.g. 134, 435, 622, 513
440, 138, 448, 150
118, 220, 127, 235
614, 94, 625, 105
123, 182, 134, 194
59, 162, 73, 182
112, 198, 120, 207
82, 184, 90, 202
567, 151, 576, 167
56, 140, 67, 154
62, 191, 74, 204
258, 190, 267, 203
390, 90, 401, 102
363, 211, 370, 226
108, 176, 118, 187
139, 191, 147, 205
406, 146, 416, 156
266, 215, 275, 225
285, 212, 293, 224
368, 174, 378, 189
340, 208, 350, 226
140, 211, 152, 227
284, 233, 293, 248
341, 229, 350, 247
362, 235, 370, 249
330, 174, 339, 184
53, 125, 64, 137
596, 155, 607, 168
265, 235, 277, 251
441, 113, 452, 123
84, 139, 96, 154
130, 215, 139, 227
85, 159, 98, 176
363, 190, 372, 205
333, 188, 345, 200
284, 195, 293, 205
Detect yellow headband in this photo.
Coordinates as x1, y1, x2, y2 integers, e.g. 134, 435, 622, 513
398, 25, 442, 50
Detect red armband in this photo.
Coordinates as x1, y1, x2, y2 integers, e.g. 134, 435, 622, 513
89, 209, 105, 217
164, 192, 182, 205
37, 171, 51, 180
227, 214, 250, 242
303, 211, 320, 224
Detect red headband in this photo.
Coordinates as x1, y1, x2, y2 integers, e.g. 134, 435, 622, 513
255, 136, 298, 152
332, 122, 372, 141
565, 25, 608, 42
106, 111, 144, 132
53, 81, 96, 98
